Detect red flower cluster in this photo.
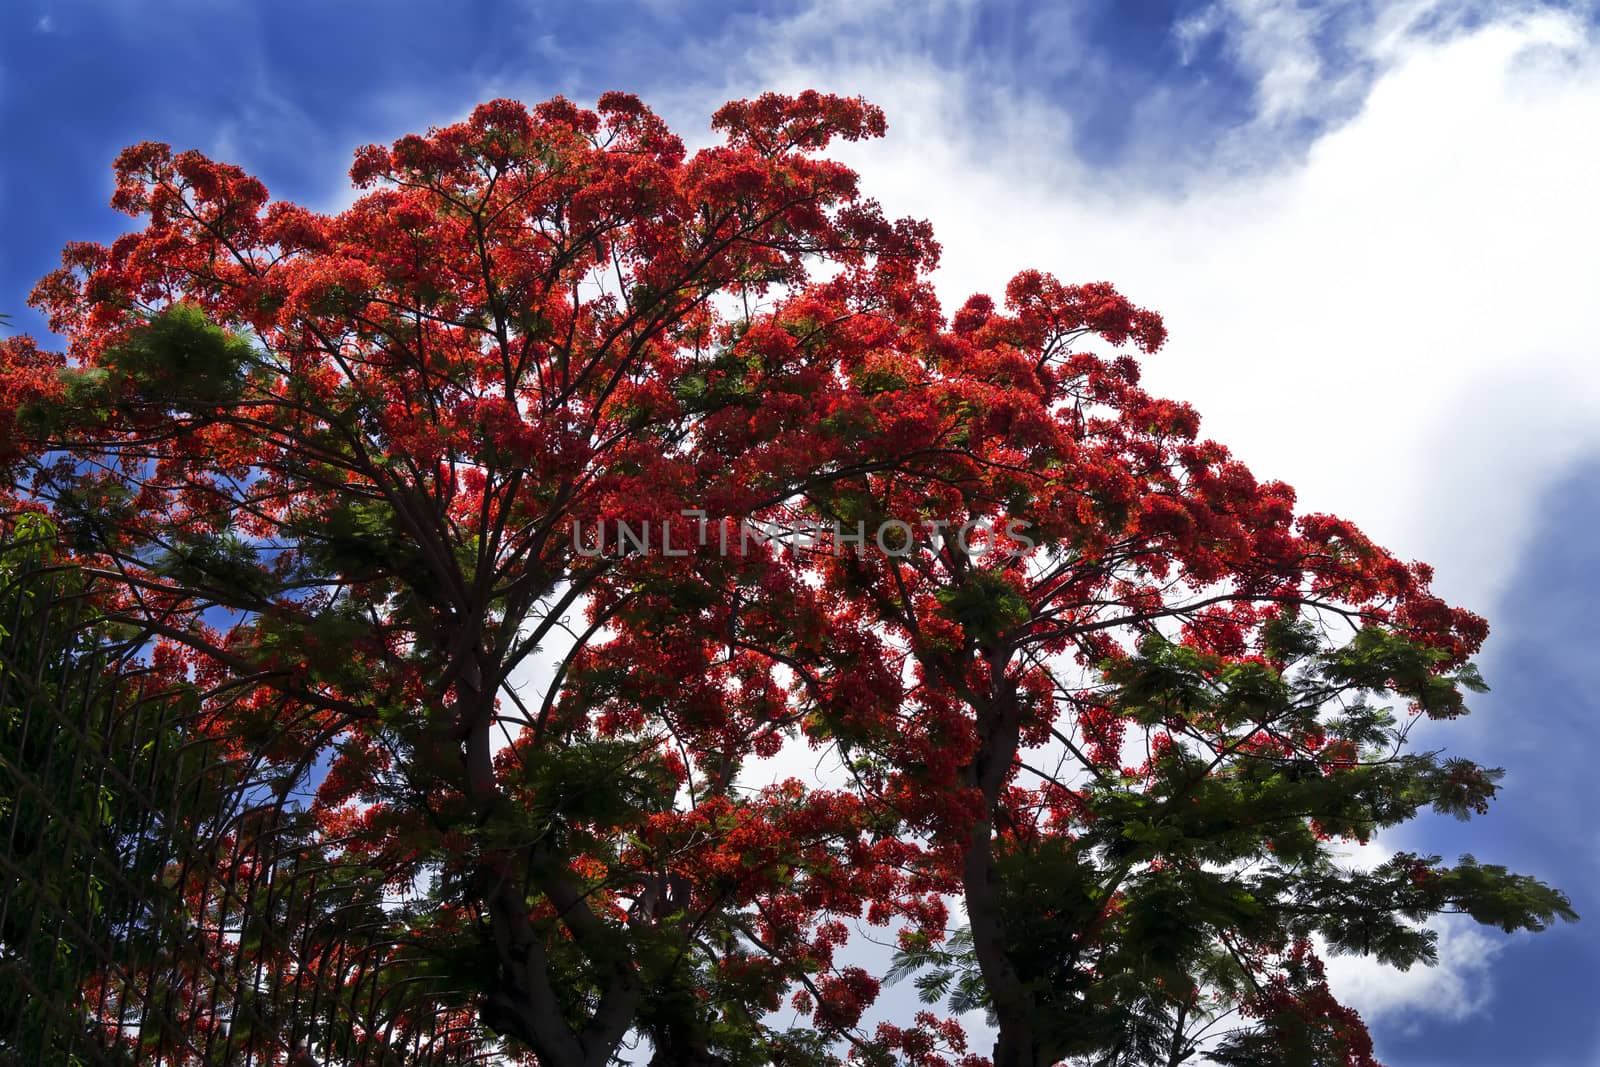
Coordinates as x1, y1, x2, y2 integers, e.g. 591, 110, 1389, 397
0, 87, 1516, 1067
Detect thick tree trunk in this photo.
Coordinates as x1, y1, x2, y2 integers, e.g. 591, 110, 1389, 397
451, 644, 640, 1066
961, 679, 1044, 1067
963, 812, 1041, 1067
480, 883, 587, 1064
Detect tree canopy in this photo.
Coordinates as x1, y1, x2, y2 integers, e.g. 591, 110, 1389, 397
0, 91, 1574, 1067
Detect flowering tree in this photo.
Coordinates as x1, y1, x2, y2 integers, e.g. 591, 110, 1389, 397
0, 92, 1573, 1066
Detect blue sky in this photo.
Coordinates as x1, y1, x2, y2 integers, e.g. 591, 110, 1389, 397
4, 1, 1599, 1062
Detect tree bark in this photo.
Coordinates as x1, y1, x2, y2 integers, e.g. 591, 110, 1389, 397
450, 642, 640, 1066
961, 677, 1043, 1067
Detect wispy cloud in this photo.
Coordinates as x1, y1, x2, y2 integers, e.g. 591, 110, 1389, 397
1176, 0, 1335, 121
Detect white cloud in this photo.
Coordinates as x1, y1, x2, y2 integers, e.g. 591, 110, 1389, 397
1178, 0, 1334, 121
1322, 915, 1508, 1028
1314, 836, 1507, 1030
